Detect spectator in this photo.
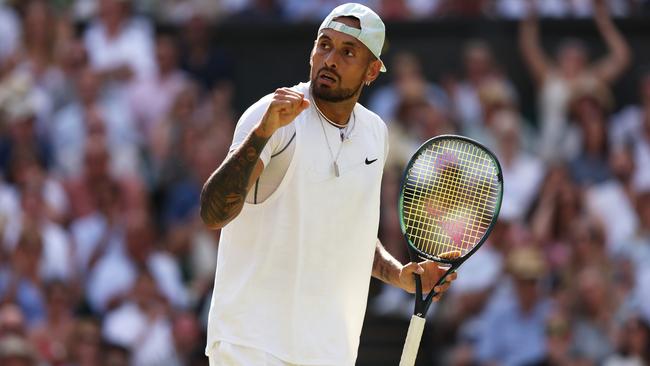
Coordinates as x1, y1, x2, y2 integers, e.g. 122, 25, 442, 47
83, 0, 156, 88
474, 246, 552, 366
51, 66, 139, 179
69, 180, 125, 285
368, 51, 449, 123
3, 177, 72, 282
179, 13, 233, 91
0, 303, 27, 338
519, 0, 631, 162
626, 191, 650, 322
102, 270, 176, 366
28, 281, 76, 365
0, 74, 52, 175
169, 311, 205, 365
445, 39, 517, 131
0, 231, 46, 327
570, 266, 617, 363
567, 76, 615, 186
63, 136, 145, 221
66, 318, 102, 366
536, 309, 584, 365
604, 314, 650, 366
0, 1, 20, 69
490, 109, 545, 222
128, 33, 188, 143
585, 145, 639, 251
529, 165, 584, 255
86, 210, 187, 312
14, 0, 68, 116
0, 334, 38, 366
4, 146, 68, 225
610, 69, 650, 190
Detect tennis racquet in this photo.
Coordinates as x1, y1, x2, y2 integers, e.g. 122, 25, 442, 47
398, 135, 503, 366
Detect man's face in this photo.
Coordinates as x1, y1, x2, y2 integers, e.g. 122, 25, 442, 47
310, 17, 373, 102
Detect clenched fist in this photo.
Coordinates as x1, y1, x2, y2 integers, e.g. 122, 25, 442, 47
256, 88, 310, 138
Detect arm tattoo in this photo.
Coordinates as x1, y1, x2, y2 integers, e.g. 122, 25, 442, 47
372, 240, 401, 286
199, 130, 269, 228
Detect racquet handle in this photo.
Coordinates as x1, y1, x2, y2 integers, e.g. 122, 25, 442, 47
399, 315, 426, 366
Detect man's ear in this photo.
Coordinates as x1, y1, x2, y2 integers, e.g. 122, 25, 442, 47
365, 59, 382, 84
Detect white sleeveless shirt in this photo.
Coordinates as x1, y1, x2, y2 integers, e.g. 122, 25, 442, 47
206, 82, 388, 365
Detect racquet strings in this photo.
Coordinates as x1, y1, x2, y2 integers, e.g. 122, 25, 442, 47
402, 139, 500, 260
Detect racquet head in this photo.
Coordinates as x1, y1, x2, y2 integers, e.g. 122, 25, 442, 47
398, 135, 503, 265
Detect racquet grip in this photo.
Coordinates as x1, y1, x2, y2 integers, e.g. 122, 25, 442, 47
399, 315, 426, 366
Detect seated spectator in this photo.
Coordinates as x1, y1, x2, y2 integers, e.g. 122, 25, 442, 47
445, 39, 517, 131
585, 145, 639, 251
0, 77, 52, 176
368, 51, 449, 123
603, 313, 650, 366
489, 109, 545, 222
179, 13, 233, 91
610, 69, 650, 190
474, 246, 552, 366
69, 179, 125, 278
0, 334, 38, 366
102, 270, 176, 366
83, 0, 156, 109
0, 303, 27, 338
3, 180, 72, 283
64, 136, 145, 221
86, 210, 187, 312
28, 281, 76, 365
128, 32, 188, 144
65, 318, 102, 366
0, 2, 20, 69
13, 0, 68, 115
52, 66, 139, 179
570, 266, 618, 363
0, 231, 46, 327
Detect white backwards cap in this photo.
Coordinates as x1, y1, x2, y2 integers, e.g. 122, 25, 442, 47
318, 3, 387, 72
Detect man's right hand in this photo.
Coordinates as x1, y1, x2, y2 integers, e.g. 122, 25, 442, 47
256, 88, 310, 138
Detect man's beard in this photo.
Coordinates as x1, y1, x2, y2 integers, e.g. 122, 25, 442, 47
311, 74, 364, 102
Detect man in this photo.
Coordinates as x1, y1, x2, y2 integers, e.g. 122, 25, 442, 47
200, 3, 456, 365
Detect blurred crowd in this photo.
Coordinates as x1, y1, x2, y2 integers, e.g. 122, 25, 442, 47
369, 1, 650, 365
0, 0, 648, 366
0, 0, 234, 365
3, 0, 650, 24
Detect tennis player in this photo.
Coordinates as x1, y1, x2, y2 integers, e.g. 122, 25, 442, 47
200, 3, 456, 365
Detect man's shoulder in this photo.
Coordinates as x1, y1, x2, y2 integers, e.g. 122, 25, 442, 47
355, 103, 388, 138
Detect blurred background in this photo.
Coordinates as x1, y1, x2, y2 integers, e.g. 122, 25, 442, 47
0, 0, 649, 365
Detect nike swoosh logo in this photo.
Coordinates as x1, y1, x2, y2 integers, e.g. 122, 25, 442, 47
365, 158, 378, 165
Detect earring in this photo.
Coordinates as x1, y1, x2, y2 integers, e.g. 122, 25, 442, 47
365, 81, 371, 86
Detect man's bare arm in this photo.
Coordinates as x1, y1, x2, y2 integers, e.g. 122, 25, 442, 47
199, 88, 310, 230
372, 239, 456, 295
372, 239, 404, 287
591, 0, 631, 84
519, 7, 551, 86
199, 131, 267, 229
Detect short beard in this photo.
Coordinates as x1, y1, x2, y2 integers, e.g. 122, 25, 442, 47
311, 78, 364, 103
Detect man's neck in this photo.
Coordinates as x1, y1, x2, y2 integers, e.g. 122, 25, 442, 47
313, 96, 358, 126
